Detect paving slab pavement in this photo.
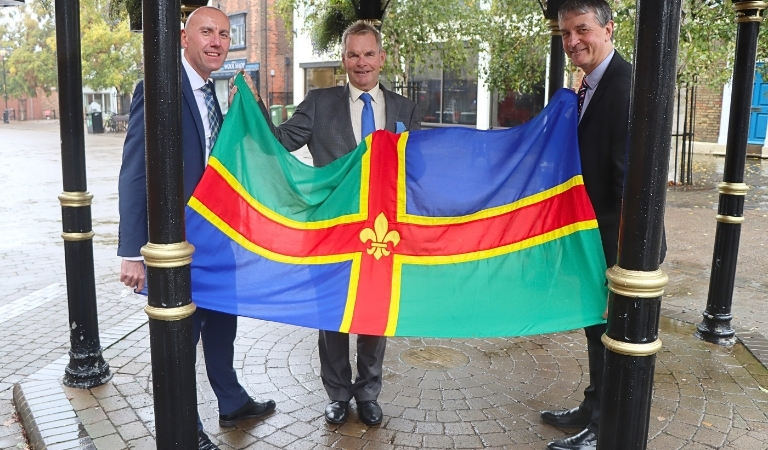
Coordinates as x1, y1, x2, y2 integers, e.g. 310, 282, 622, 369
1, 120, 767, 449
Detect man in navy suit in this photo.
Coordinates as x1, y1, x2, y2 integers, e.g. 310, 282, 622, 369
117, 7, 275, 450
539, 1, 631, 449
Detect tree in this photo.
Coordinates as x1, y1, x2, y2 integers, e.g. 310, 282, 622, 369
0, 1, 57, 102
279, 0, 767, 96
79, 0, 143, 99
0, 0, 142, 111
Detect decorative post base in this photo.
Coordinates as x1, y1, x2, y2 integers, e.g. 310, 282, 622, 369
63, 349, 112, 389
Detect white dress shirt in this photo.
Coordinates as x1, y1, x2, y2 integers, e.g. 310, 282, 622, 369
348, 83, 386, 144
181, 53, 215, 162
580, 49, 615, 122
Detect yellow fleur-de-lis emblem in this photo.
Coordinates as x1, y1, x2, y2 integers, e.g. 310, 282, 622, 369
359, 213, 400, 260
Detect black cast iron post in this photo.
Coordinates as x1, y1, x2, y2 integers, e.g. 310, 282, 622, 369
141, 1, 199, 447
54, 0, 112, 389
696, 1, 765, 346
545, 0, 566, 100
598, 1, 682, 449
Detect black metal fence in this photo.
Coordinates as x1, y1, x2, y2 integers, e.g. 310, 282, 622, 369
671, 81, 697, 185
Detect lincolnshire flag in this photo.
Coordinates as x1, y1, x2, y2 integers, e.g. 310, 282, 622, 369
186, 75, 608, 338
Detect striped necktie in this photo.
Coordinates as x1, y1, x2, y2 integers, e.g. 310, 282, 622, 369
577, 77, 590, 117
200, 82, 220, 148
360, 92, 375, 140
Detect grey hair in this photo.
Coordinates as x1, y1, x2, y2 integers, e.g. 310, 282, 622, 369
558, 0, 613, 27
341, 20, 383, 54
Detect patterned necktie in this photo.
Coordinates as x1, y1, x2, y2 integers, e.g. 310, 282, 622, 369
577, 77, 590, 117
360, 92, 375, 139
200, 82, 220, 148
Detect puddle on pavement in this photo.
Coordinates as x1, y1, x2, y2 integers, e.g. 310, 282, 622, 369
660, 316, 768, 376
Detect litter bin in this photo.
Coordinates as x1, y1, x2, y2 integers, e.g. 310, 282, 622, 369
91, 111, 104, 133
2, 109, 8, 124
269, 105, 284, 126
285, 104, 296, 119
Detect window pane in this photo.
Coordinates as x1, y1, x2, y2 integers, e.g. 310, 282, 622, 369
411, 66, 442, 124
496, 87, 544, 128
230, 14, 245, 49
443, 69, 477, 125
305, 67, 337, 92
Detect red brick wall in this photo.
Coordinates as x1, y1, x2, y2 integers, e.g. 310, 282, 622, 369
219, 0, 293, 106
5, 88, 59, 120
692, 83, 722, 143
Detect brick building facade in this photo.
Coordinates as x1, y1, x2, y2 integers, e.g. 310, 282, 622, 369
692, 83, 723, 143
4, 88, 60, 121
218, 0, 293, 108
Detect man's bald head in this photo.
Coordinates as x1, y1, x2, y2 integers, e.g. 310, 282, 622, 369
181, 7, 231, 79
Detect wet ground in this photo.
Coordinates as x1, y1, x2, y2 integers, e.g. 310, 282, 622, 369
0, 121, 767, 449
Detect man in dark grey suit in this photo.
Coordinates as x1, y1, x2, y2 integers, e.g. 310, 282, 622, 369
539, 1, 629, 449
263, 20, 420, 426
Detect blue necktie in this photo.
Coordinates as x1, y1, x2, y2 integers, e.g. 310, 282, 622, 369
360, 92, 375, 139
200, 82, 220, 148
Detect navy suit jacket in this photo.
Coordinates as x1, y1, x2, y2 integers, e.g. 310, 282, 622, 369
578, 51, 665, 266
118, 69, 222, 257
577, 52, 632, 268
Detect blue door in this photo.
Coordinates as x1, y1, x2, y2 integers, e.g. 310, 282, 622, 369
748, 63, 768, 145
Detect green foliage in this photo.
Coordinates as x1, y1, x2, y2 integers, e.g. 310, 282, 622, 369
0, 1, 57, 99
79, 0, 143, 94
275, 0, 768, 95
0, 0, 142, 101
481, 0, 548, 94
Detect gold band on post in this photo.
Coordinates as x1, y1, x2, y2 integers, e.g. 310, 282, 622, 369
61, 231, 95, 241
717, 182, 749, 195
606, 266, 668, 298
602, 335, 662, 357
58, 191, 93, 207
716, 214, 745, 224
548, 19, 561, 35
145, 303, 197, 321
733, 2, 767, 23
141, 242, 195, 268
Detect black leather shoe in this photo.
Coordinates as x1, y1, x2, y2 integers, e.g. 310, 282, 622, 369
540, 406, 591, 429
325, 400, 349, 424
198, 431, 220, 450
356, 400, 383, 426
547, 428, 598, 450
219, 397, 276, 427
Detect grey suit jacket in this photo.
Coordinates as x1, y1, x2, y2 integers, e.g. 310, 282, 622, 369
265, 84, 420, 167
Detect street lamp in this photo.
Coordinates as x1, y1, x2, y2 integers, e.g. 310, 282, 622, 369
0, 47, 10, 123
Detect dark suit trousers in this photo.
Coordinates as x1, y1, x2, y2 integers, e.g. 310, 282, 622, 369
193, 307, 249, 417
581, 322, 607, 433
318, 330, 387, 402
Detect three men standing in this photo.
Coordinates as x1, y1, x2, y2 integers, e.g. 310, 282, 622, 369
263, 21, 420, 426
118, 7, 275, 450
541, 1, 631, 449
